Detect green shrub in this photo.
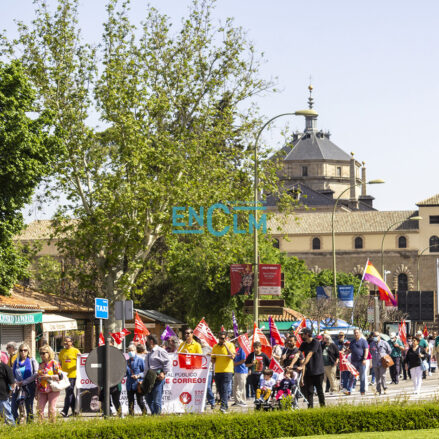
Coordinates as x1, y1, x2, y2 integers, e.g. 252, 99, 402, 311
3, 403, 439, 439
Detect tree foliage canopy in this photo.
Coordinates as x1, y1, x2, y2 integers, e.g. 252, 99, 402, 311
7, 0, 296, 328
0, 60, 56, 295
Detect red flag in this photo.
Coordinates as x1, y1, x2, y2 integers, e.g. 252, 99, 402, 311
194, 318, 218, 348
252, 322, 272, 358
269, 316, 284, 346
423, 324, 429, 338
98, 332, 105, 347
238, 333, 252, 357
398, 320, 408, 348
339, 352, 359, 378
269, 357, 284, 375
133, 332, 144, 344
293, 318, 306, 348
220, 325, 225, 332
110, 328, 131, 345
135, 312, 150, 338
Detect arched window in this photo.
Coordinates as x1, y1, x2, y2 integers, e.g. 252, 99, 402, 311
430, 236, 439, 252
398, 236, 407, 249
398, 273, 408, 291
354, 237, 363, 249
312, 237, 321, 250
273, 238, 279, 249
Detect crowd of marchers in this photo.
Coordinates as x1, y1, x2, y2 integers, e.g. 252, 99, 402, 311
0, 328, 436, 424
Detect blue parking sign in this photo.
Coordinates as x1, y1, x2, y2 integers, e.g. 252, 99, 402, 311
95, 298, 109, 319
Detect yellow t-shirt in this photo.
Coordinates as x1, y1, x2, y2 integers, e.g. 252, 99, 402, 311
178, 340, 202, 354
59, 347, 81, 378
212, 342, 235, 373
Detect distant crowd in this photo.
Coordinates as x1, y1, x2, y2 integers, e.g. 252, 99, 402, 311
0, 327, 436, 425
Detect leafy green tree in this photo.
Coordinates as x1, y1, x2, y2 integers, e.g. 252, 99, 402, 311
11, 0, 295, 329
0, 60, 55, 295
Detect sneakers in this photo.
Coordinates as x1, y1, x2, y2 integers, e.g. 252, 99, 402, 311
220, 407, 228, 414
343, 390, 351, 396
237, 403, 247, 407
60, 412, 68, 418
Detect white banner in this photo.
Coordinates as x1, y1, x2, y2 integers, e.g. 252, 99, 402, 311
76, 352, 210, 414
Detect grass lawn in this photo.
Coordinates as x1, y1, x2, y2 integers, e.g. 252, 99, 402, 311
285, 429, 439, 439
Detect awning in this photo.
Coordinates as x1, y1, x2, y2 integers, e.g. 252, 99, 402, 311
41, 314, 77, 332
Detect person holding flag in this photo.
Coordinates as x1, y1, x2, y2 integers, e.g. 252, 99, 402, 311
211, 331, 235, 413
245, 342, 271, 398
232, 338, 248, 408
178, 328, 202, 354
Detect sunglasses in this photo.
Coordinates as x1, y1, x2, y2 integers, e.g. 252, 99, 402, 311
40, 351, 49, 355
19, 349, 28, 352
185, 332, 193, 335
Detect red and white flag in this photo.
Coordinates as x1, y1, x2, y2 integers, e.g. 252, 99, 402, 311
238, 333, 252, 357
399, 320, 408, 347
111, 328, 131, 345
269, 357, 284, 375
252, 322, 272, 358
269, 316, 284, 346
339, 353, 359, 378
98, 332, 105, 347
134, 312, 150, 339
293, 318, 307, 348
194, 318, 218, 348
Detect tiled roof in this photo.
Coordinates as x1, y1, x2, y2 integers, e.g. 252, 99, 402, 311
284, 133, 351, 162
18, 220, 54, 240
269, 210, 419, 235
417, 194, 439, 206
6, 285, 92, 313
259, 307, 304, 322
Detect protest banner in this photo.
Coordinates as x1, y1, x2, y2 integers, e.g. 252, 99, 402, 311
76, 352, 210, 414
259, 264, 281, 295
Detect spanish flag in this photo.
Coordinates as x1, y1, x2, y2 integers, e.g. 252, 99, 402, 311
362, 260, 397, 306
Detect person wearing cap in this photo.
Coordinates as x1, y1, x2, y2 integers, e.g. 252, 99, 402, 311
369, 332, 391, 395
335, 332, 345, 351
388, 332, 404, 385
298, 327, 325, 408
416, 331, 429, 379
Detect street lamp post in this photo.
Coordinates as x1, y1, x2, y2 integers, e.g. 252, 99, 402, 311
331, 180, 384, 297
380, 216, 422, 276
253, 110, 314, 325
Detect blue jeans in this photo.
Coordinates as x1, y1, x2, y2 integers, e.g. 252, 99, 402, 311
0, 398, 15, 425
206, 371, 215, 407
214, 372, 233, 410
351, 362, 366, 393
62, 378, 76, 415
11, 382, 36, 422
341, 371, 354, 391
145, 378, 165, 415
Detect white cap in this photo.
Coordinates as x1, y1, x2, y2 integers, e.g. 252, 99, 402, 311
390, 332, 397, 338
416, 330, 423, 336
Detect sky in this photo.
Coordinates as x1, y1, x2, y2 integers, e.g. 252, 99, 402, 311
2, 0, 439, 219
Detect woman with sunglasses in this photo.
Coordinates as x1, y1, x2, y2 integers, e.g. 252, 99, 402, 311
11, 343, 38, 423
37, 346, 61, 422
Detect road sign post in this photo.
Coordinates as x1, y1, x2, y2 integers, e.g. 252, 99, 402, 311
85, 343, 126, 418
95, 298, 109, 344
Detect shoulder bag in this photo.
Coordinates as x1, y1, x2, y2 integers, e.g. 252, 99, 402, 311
381, 354, 394, 368
49, 362, 70, 392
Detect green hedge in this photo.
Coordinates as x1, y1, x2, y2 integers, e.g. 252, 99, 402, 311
3, 403, 439, 439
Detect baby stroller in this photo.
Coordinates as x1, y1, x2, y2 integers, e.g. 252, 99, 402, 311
274, 370, 308, 410
13, 386, 29, 424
